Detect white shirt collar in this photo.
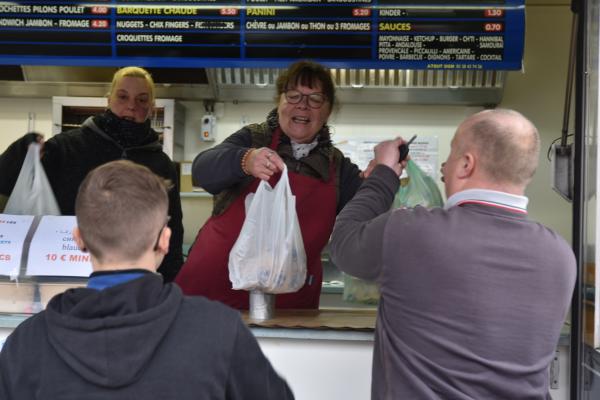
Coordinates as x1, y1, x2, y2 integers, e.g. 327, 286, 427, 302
291, 138, 318, 160
444, 189, 528, 214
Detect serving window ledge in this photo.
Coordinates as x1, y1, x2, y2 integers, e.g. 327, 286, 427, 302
243, 308, 376, 341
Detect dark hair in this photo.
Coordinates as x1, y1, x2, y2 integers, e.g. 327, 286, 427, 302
275, 60, 336, 109
75, 160, 170, 262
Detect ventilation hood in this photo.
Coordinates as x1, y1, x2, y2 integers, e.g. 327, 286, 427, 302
211, 67, 505, 106
0, 65, 506, 106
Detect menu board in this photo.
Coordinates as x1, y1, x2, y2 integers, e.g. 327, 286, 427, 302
0, 0, 524, 70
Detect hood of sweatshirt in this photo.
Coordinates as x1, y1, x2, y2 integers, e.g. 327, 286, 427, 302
44, 274, 182, 388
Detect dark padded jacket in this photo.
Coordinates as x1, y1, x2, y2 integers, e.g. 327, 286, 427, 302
0, 120, 184, 281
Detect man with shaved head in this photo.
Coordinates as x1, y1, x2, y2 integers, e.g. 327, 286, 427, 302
330, 109, 575, 399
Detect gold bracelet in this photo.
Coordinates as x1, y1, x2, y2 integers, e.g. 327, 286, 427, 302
240, 148, 253, 175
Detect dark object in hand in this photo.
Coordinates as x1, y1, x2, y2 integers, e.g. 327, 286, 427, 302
399, 135, 417, 162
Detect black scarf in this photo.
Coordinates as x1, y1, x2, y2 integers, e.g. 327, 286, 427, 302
93, 110, 157, 148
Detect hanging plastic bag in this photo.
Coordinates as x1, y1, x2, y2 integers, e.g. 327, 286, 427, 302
393, 159, 444, 209
228, 166, 307, 294
4, 143, 60, 216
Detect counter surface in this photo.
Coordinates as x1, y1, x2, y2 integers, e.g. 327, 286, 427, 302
242, 308, 376, 331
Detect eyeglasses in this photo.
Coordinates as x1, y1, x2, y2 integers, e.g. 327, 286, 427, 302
153, 216, 171, 251
284, 89, 327, 109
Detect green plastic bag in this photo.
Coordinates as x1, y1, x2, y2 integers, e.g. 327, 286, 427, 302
393, 159, 444, 209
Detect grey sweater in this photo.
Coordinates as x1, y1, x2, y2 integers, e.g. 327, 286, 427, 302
330, 165, 576, 400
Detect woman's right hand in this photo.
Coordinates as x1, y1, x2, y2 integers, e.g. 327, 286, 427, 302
245, 147, 285, 181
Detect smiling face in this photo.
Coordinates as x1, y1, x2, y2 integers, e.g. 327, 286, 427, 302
277, 82, 332, 144
107, 76, 153, 123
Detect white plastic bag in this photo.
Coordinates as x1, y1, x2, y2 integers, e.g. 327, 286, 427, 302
228, 166, 307, 293
5, 143, 60, 216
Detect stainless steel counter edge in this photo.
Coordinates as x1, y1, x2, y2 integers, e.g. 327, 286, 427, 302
180, 192, 212, 198
0, 314, 28, 329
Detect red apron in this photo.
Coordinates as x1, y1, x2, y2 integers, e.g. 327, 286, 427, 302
175, 129, 337, 309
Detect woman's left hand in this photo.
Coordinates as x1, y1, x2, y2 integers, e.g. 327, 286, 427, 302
360, 159, 377, 179
246, 147, 285, 181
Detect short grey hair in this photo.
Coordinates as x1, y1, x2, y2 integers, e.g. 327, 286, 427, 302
463, 109, 540, 186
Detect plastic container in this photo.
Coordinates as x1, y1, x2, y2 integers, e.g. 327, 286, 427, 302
342, 274, 380, 305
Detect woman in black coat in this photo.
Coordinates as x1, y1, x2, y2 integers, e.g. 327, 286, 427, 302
0, 67, 183, 282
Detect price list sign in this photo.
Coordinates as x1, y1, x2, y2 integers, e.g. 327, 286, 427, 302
0, 214, 34, 277
26, 215, 92, 277
0, 0, 524, 70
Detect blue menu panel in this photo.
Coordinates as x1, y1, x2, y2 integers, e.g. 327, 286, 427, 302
0, 0, 524, 70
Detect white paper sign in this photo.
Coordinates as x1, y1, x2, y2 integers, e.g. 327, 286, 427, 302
26, 215, 92, 277
408, 137, 439, 179
0, 214, 35, 276
335, 136, 440, 179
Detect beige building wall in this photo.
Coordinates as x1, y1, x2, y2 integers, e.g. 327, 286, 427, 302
502, 1, 574, 242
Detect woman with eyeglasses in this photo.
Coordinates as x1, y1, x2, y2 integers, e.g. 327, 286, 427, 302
175, 60, 363, 309
0, 66, 184, 283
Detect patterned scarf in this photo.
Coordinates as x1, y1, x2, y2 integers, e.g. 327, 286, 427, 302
291, 139, 319, 160
93, 110, 156, 148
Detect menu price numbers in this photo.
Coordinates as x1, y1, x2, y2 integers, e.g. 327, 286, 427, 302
91, 6, 109, 15
484, 23, 503, 32
220, 8, 238, 16
484, 9, 504, 18
45, 253, 90, 263
91, 19, 108, 28
352, 8, 371, 17
0, 254, 11, 261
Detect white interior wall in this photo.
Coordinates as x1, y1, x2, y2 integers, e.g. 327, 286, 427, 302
0, 98, 53, 149
500, 4, 573, 243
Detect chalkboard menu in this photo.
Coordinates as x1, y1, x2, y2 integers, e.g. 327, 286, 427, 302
0, 1, 524, 70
